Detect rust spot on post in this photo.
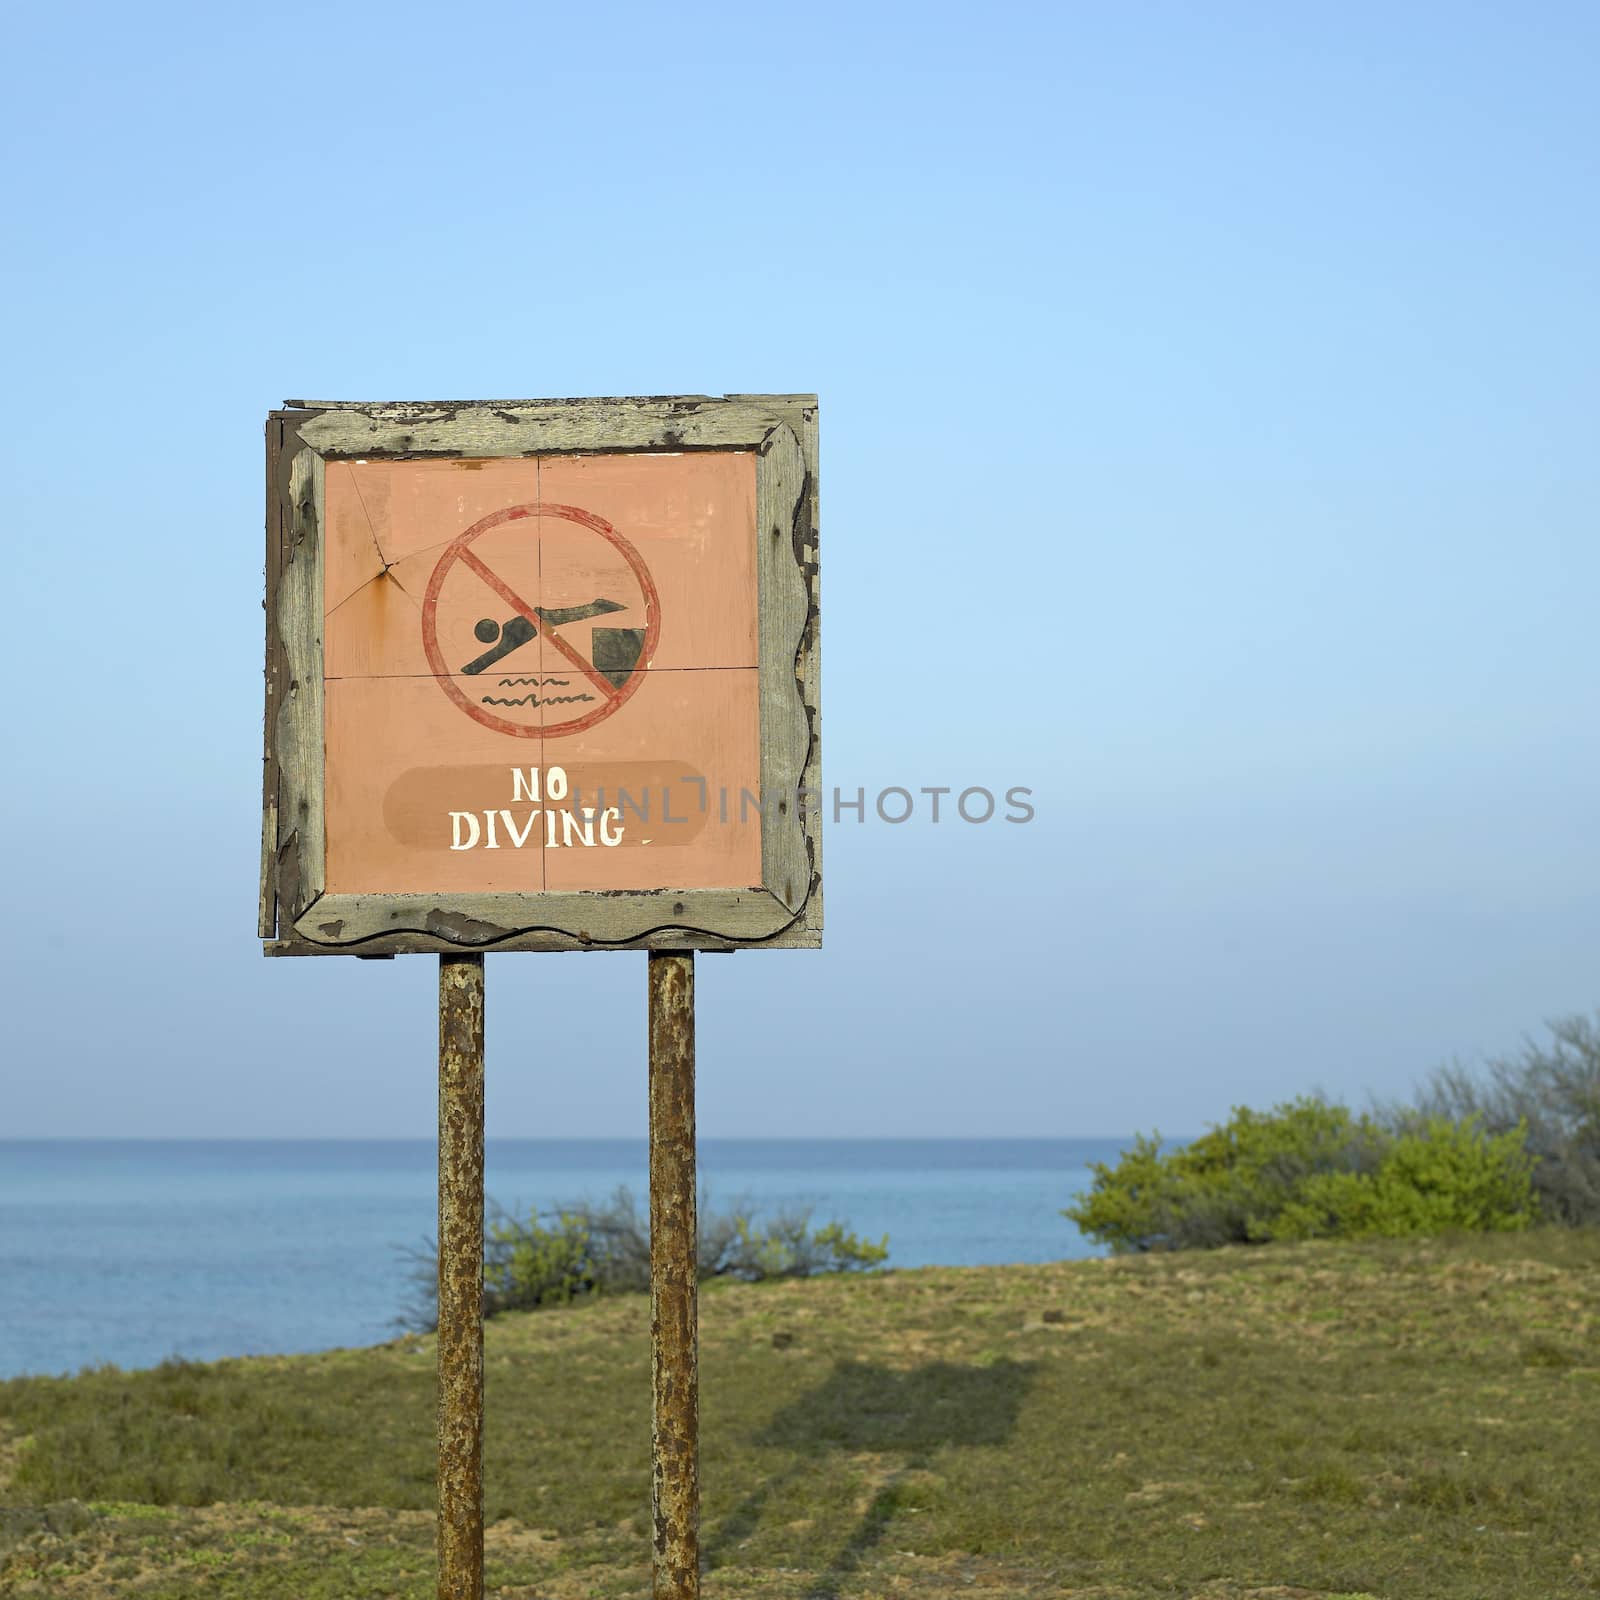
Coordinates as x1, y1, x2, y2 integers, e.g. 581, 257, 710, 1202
438, 954, 485, 1600
649, 951, 699, 1599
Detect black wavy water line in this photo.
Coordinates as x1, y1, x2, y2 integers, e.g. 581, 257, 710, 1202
481, 693, 595, 707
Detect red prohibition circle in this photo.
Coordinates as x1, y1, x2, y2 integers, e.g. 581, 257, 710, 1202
421, 502, 661, 739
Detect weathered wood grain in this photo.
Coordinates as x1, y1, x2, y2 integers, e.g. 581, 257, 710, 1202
797, 401, 823, 936
272, 445, 325, 925
258, 416, 286, 938
266, 922, 821, 956
294, 395, 813, 460
756, 422, 812, 913
288, 885, 804, 949
286, 393, 815, 414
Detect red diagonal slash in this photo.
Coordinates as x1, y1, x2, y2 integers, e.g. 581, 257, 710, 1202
457, 546, 620, 702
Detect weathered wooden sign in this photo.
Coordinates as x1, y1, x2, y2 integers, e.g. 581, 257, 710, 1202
260, 394, 819, 1600
259, 396, 821, 956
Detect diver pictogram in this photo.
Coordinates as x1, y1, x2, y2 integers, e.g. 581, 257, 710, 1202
421, 502, 660, 739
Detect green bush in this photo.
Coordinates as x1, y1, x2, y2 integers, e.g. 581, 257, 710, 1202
1065, 1099, 1537, 1253
724, 1215, 890, 1281
484, 1208, 599, 1312
404, 1188, 888, 1327
1064, 1098, 1384, 1253
1272, 1117, 1537, 1241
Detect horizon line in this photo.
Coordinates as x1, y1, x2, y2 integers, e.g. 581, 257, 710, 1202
0, 1132, 1154, 1143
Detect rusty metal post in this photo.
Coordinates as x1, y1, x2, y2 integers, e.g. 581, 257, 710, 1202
648, 952, 699, 1599
438, 954, 486, 1600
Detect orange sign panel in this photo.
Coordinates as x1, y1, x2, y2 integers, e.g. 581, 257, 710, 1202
261, 395, 818, 957
322, 452, 761, 895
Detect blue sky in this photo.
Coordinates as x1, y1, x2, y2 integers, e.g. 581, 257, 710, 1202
2, 1, 1595, 1137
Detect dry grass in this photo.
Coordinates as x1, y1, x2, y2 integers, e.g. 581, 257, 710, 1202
2, 1229, 1597, 1597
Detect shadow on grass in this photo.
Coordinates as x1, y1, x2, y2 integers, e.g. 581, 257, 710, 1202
709, 1358, 1037, 1597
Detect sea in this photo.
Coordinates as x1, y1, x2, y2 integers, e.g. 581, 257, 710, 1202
0, 1138, 1127, 1381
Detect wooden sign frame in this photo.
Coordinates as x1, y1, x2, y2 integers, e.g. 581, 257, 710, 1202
259, 395, 821, 957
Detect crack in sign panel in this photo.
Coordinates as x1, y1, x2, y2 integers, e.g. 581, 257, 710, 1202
323, 534, 467, 616
347, 463, 392, 570
324, 462, 476, 618
324, 566, 423, 623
